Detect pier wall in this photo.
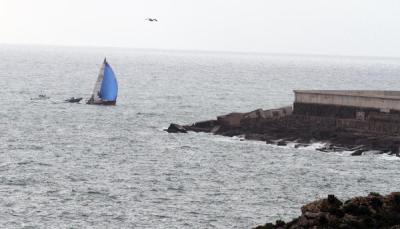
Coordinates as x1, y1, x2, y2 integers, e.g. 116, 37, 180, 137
293, 102, 380, 119
294, 90, 400, 111
336, 119, 400, 135
293, 102, 400, 134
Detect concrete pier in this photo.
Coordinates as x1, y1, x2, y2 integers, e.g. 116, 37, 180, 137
294, 90, 400, 112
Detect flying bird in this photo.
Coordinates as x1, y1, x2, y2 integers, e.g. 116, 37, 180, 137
146, 18, 158, 22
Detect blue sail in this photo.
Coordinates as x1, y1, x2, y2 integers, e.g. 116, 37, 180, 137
99, 62, 118, 101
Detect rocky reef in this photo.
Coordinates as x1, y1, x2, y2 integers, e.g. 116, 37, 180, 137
166, 107, 400, 156
254, 192, 400, 229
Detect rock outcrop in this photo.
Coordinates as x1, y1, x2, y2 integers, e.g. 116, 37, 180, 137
166, 123, 188, 133
166, 106, 400, 155
254, 192, 400, 229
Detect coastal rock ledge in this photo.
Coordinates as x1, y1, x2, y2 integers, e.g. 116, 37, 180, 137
254, 192, 400, 229
166, 106, 400, 156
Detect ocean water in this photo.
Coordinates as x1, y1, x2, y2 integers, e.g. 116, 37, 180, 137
1, 44, 400, 228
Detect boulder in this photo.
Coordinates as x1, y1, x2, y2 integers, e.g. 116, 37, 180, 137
166, 123, 187, 133
294, 143, 309, 148
277, 140, 287, 146
351, 149, 364, 156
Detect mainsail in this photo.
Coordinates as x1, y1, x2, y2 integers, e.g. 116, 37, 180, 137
87, 58, 118, 105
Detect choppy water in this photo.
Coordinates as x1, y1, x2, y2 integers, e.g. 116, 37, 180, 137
1, 44, 400, 228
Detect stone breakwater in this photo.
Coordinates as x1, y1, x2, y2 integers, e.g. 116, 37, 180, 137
166, 107, 400, 156
254, 192, 400, 229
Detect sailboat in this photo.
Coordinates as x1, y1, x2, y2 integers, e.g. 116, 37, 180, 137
87, 58, 118, 105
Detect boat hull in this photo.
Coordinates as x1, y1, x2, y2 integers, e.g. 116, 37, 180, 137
87, 100, 116, 105
101, 101, 116, 105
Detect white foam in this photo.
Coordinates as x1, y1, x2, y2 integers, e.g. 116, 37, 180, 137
362, 150, 383, 156
378, 154, 400, 161
301, 142, 328, 150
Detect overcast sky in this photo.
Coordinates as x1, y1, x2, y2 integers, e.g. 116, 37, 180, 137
1, 0, 400, 57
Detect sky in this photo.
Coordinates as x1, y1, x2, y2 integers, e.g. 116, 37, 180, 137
1, 0, 400, 57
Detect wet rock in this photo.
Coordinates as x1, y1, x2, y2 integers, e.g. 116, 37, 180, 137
254, 223, 273, 229
210, 125, 221, 133
192, 120, 219, 129
351, 149, 364, 156
316, 146, 330, 152
169, 108, 400, 156
166, 123, 187, 133
276, 140, 287, 146
254, 192, 400, 229
294, 143, 309, 148
275, 220, 285, 227
245, 134, 267, 141
219, 129, 243, 137
328, 194, 343, 208
266, 139, 275, 144
301, 195, 342, 215
184, 120, 219, 132
390, 143, 400, 156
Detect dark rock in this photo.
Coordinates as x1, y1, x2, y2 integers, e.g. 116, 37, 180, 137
294, 143, 309, 148
256, 192, 400, 229
316, 146, 330, 152
275, 220, 285, 227
245, 134, 266, 141
357, 205, 371, 215
266, 139, 275, 144
253, 223, 273, 229
192, 120, 219, 129
331, 208, 345, 218
390, 143, 400, 156
166, 123, 187, 133
183, 120, 220, 132
351, 149, 364, 156
301, 199, 324, 214
343, 202, 358, 214
328, 194, 342, 206
318, 214, 329, 225
210, 125, 221, 133
277, 140, 287, 146
370, 196, 383, 209
169, 108, 400, 156
220, 129, 243, 137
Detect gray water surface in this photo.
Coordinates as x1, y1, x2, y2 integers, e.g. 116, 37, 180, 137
1, 45, 400, 228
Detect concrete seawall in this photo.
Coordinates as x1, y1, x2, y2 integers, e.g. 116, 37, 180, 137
294, 102, 400, 134
295, 90, 400, 111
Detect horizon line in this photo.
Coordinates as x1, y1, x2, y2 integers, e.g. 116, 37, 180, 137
1, 42, 400, 60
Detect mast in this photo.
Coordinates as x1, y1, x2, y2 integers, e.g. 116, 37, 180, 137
87, 58, 106, 104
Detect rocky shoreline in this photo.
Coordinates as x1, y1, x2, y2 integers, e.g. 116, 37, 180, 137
166, 107, 400, 156
254, 192, 400, 229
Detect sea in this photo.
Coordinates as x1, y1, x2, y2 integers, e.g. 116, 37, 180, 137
1, 44, 400, 228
